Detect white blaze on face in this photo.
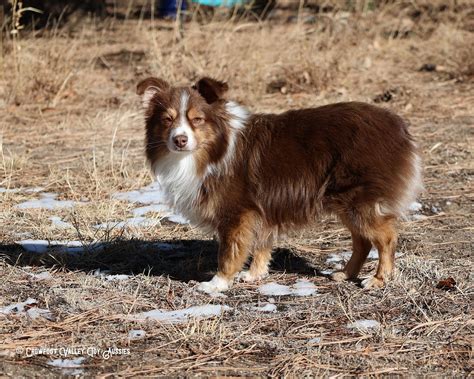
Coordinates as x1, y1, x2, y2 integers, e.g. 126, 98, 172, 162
168, 91, 197, 152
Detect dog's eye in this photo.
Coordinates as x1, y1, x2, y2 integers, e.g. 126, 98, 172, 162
163, 115, 173, 123
192, 117, 204, 126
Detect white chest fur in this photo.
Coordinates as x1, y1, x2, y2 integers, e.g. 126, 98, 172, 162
153, 153, 202, 223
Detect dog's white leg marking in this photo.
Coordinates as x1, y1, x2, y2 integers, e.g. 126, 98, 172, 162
197, 275, 232, 294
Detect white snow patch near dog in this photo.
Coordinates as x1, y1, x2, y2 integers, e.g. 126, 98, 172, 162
166, 213, 188, 224
0, 298, 53, 320
252, 303, 277, 313
112, 182, 189, 224
128, 330, 146, 340
93, 217, 161, 230
47, 357, 85, 375
347, 319, 380, 331
258, 279, 317, 297
49, 216, 73, 229
16, 240, 104, 254
0, 186, 44, 194
130, 304, 231, 323
319, 270, 333, 276
113, 181, 167, 204
105, 274, 130, 281
29, 271, 53, 281
16, 193, 84, 210
326, 248, 402, 266
132, 203, 169, 217
409, 201, 423, 212
406, 200, 430, 221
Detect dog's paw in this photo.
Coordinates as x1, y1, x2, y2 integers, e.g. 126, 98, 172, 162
196, 275, 230, 294
330, 271, 348, 282
361, 276, 384, 289
236, 270, 268, 283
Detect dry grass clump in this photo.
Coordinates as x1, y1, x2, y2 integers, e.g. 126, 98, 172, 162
0, 1, 473, 376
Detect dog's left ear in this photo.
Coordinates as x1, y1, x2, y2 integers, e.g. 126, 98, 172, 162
136, 77, 170, 109
193, 77, 229, 104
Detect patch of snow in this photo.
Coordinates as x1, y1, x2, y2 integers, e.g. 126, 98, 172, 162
105, 274, 130, 281
292, 280, 317, 296
308, 337, 322, 344
0, 187, 21, 193
113, 182, 189, 224
132, 203, 169, 217
26, 307, 54, 321
431, 205, 441, 214
319, 270, 333, 276
47, 357, 85, 375
410, 214, 428, 221
16, 240, 104, 254
112, 181, 166, 204
0, 298, 37, 314
326, 251, 352, 264
326, 249, 401, 266
0, 186, 45, 194
16, 192, 84, 210
347, 319, 380, 331
259, 282, 292, 296
409, 201, 423, 212
128, 330, 146, 340
48, 357, 86, 368
24, 187, 46, 193
367, 248, 378, 259
259, 280, 317, 297
93, 269, 110, 276
166, 214, 189, 224
14, 232, 32, 239
29, 271, 53, 281
49, 216, 73, 229
252, 303, 277, 313
0, 298, 53, 320
130, 304, 231, 323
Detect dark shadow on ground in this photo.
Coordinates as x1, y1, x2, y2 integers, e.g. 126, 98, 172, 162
0, 239, 316, 283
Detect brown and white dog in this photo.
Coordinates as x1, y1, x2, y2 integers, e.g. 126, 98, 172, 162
137, 77, 423, 294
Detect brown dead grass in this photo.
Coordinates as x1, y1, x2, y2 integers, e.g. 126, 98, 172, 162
0, 1, 473, 377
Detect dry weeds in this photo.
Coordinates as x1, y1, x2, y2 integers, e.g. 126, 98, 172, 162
0, 1, 473, 377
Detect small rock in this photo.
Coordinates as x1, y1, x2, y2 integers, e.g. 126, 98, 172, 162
373, 90, 393, 103
419, 63, 437, 72
266, 79, 287, 94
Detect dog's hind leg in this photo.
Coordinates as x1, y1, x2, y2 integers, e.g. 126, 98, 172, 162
331, 210, 397, 288
361, 217, 398, 288
331, 230, 372, 282
238, 246, 272, 282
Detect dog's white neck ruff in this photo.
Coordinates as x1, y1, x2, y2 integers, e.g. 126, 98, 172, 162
206, 101, 249, 177
153, 101, 249, 225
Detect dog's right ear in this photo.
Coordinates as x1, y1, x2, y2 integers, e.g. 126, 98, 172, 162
136, 77, 170, 109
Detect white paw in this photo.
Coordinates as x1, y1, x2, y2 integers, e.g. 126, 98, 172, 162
236, 270, 268, 283
196, 275, 230, 294
361, 276, 384, 289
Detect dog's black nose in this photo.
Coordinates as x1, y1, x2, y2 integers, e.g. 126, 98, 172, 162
173, 135, 188, 148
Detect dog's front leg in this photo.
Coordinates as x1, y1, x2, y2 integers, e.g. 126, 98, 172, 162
197, 211, 256, 294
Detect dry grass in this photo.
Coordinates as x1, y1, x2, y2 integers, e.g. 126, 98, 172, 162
0, 1, 473, 376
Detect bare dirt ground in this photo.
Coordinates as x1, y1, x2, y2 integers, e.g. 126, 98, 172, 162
0, 1, 473, 376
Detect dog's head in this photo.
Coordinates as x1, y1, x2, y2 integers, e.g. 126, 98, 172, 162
137, 77, 241, 170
